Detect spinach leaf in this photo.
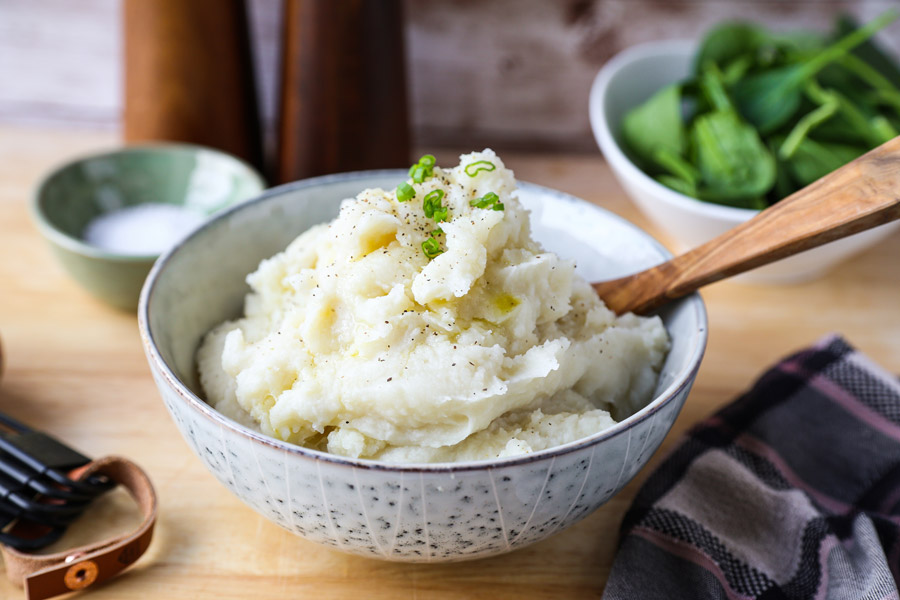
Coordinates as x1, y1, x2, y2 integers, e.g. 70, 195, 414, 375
732, 10, 896, 133
805, 79, 892, 147
837, 53, 899, 93
785, 138, 867, 186
832, 53, 900, 121
696, 185, 768, 209
721, 56, 754, 86
835, 14, 900, 88
866, 89, 900, 114
772, 150, 797, 201
778, 96, 839, 159
621, 83, 686, 172
657, 175, 697, 197
655, 147, 700, 184
693, 23, 767, 73
810, 116, 870, 146
871, 115, 898, 140
691, 110, 776, 206
766, 135, 800, 202
689, 68, 776, 206
769, 31, 826, 54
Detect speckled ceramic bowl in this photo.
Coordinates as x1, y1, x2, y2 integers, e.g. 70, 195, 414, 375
138, 171, 707, 562
31, 144, 265, 311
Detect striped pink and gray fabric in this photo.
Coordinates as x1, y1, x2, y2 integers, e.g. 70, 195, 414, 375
603, 336, 900, 600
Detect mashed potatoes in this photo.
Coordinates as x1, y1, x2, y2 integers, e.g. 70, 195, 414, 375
197, 150, 668, 463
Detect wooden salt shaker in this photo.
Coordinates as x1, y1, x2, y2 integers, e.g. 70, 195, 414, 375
276, 0, 410, 183
123, 0, 264, 173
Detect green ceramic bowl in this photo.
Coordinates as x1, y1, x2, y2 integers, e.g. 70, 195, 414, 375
31, 144, 265, 311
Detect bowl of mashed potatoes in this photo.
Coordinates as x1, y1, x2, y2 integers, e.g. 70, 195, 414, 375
139, 151, 707, 561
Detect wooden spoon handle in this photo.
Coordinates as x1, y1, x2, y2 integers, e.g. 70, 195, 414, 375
594, 135, 900, 315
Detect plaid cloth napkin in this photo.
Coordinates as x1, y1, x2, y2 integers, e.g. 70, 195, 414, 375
603, 335, 900, 600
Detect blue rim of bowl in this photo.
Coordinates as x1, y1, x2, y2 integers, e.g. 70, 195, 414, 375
138, 169, 708, 473
588, 39, 758, 224
29, 142, 267, 262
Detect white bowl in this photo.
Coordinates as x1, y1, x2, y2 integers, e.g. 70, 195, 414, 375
138, 171, 707, 561
589, 40, 900, 284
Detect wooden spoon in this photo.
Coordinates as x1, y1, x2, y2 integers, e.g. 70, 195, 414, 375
593, 136, 900, 315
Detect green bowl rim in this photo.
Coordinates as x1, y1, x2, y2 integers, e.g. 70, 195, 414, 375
30, 142, 267, 262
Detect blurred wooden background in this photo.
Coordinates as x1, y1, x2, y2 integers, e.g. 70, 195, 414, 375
1, 0, 898, 153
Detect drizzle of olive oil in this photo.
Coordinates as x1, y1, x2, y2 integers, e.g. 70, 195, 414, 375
493, 294, 520, 313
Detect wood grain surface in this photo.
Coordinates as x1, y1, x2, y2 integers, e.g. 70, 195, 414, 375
1, 125, 898, 599
594, 136, 900, 315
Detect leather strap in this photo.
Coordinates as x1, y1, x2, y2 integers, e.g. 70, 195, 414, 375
0, 456, 157, 600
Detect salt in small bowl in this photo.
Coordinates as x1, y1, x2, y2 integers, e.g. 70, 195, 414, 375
31, 143, 265, 310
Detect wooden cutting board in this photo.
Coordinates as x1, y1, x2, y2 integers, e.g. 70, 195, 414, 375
1, 125, 898, 599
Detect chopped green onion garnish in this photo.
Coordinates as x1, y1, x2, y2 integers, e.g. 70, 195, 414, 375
423, 189, 447, 221
397, 182, 415, 202
464, 160, 496, 177
422, 237, 443, 259
432, 227, 444, 236
492, 203, 504, 211
408, 154, 437, 183
470, 191, 500, 209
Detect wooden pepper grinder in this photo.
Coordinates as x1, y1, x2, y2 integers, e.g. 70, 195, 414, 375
123, 0, 264, 173
276, 0, 411, 183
